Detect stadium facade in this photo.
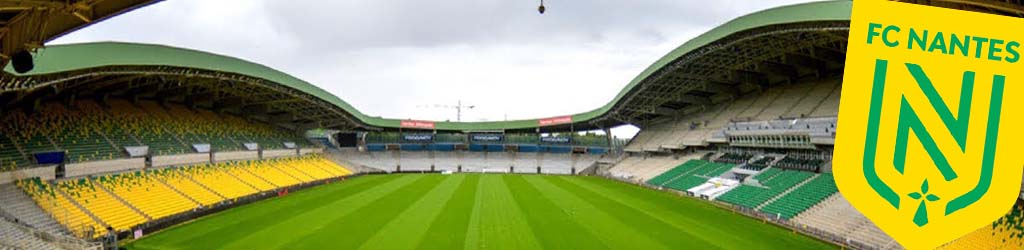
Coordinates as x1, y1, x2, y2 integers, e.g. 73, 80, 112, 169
0, 0, 1022, 249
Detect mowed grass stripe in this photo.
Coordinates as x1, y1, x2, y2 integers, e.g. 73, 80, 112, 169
222, 174, 430, 249
567, 176, 837, 249
503, 175, 610, 250
463, 175, 543, 250
285, 175, 448, 249
128, 174, 396, 249
527, 176, 696, 250
541, 175, 721, 248
127, 174, 840, 250
415, 174, 480, 250
358, 175, 467, 250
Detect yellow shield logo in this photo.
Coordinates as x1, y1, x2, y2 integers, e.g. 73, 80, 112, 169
834, 1, 1024, 249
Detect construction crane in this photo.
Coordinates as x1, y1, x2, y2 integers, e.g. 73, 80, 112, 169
417, 100, 476, 122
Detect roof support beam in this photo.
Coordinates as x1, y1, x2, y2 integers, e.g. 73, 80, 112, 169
674, 93, 711, 105
784, 53, 828, 73
811, 46, 845, 64
756, 61, 799, 81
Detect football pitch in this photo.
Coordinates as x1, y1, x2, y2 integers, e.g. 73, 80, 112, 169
125, 174, 837, 250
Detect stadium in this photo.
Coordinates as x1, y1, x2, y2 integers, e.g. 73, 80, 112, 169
0, 0, 1022, 250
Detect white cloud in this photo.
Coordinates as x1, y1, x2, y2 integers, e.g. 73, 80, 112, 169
50, 0, 812, 138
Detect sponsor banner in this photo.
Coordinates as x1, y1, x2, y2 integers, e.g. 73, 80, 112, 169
470, 133, 504, 142
124, 146, 149, 158
538, 116, 573, 126
834, 1, 1024, 249
192, 144, 211, 153
540, 136, 571, 144
400, 120, 436, 129
402, 133, 435, 142
33, 151, 65, 164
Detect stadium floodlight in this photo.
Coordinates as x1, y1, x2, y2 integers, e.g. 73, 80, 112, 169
538, 0, 545, 14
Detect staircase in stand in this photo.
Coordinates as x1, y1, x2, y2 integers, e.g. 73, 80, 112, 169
0, 184, 67, 235
756, 174, 820, 210
88, 178, 152, 221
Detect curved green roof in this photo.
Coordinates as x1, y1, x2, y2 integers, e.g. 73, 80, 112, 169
6, 0, 851, 131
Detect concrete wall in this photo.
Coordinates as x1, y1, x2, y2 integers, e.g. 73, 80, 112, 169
153, 153, 209, 168
0, 166, 56, 185
65, 158, 145, 177
215, 151, 258, 162
300, 148, 323, 155
263, 149, 296, 159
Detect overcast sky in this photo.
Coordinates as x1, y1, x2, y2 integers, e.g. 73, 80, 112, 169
51, 0, 811, 138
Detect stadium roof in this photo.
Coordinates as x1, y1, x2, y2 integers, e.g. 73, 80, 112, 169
0, 0, 856, 133
0, 0, 158, 68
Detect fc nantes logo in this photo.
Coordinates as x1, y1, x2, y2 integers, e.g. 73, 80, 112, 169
834, 1, 1024, 249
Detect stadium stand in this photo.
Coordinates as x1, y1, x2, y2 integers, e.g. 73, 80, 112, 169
661, 162, 734, 192
0, 183, 66, 235
760, 174, 837, 219
14, 155, 351, 238
623, 79, 841, 152
716, 169, 814, 209
97, 171, 199, 221
56, 178, 148, 233
0, 99, 312, 170
156, 168, 224, 206
939, 199, 1024, 250
645, 160, 735, 192
10, 179, 99, 238
792, 194, 899, 249
0, 218, 62, 250
178, 164, 262, 199
607, 154, 705, 181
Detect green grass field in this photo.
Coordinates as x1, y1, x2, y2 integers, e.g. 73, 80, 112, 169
125, 174, 837, 250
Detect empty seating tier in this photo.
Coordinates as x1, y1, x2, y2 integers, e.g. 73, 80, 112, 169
661, 161, 734, 191
56, 179, 148, 233
15, 178, 102, 238
716, 169, 813, 209
17, 155, 352, 237
97, 171, 198, 220
760, 174, 837, 219
0, 99, 314, 169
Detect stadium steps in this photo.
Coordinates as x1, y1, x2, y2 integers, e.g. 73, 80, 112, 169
282, 162, 318, 182
755, 174, 819, 210
665, 161, 715, 182
645, 161, 702, 186
51, 182, 110, 231
6, 134, 30, 167
42, 134, 60, 152
266, 163, 309, 184
752, 88, 786, 119
152, 119, 191, 152
154, 177, 204, 207
99, 106, 147, 147
183, 174, 229, 201
0, 184, 67, 235
746, 167, 776, 183
809, 82, 842, 116
244, 164, 289, 188
87, 178, 152, 222
780, 86, 813, 117
89, 124, 122, 155
222, 167, 272, 190
0, 218, 62, 250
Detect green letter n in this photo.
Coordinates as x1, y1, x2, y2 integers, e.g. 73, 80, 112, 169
863, 59, 1005, 215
